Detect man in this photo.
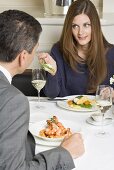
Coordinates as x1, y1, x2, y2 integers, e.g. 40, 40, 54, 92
0, 10, 84, 170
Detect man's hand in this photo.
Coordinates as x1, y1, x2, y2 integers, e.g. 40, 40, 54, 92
61, 133, 85, 159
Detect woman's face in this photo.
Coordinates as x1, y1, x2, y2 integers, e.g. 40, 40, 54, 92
72, 14, 91, 48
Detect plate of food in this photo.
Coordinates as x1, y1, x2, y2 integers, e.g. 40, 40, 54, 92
33, 135, 61, 147
29, 116, 80, 143
57, 95, 98, 112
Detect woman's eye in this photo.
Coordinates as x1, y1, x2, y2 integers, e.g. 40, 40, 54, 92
84, 23, 91, 28
72, 24, 79, 29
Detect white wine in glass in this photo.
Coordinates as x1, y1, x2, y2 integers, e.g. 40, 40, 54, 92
96, 85, 112, 137
31, 69, 46, 108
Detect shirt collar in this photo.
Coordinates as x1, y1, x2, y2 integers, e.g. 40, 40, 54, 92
0, 65, 12, 84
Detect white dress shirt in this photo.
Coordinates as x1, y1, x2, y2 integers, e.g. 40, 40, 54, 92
0, 65, 12, 84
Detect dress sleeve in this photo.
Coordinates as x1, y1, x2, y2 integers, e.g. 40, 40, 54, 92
43, 44, 62, 98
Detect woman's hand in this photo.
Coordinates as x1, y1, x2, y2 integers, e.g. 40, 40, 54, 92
99, 86, 113, 100
111, 88, 114, 103
38, 53, 57, 75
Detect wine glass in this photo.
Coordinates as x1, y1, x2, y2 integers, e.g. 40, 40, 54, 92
95, 85, 112, 137
31, 68, 46, 108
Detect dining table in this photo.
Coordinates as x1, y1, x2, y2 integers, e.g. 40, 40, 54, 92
28, 96, 114, 170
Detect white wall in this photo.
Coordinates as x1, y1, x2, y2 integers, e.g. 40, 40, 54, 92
0, 0, 43, 7
0, 0, 44, 17
103, 0, 114, 13
0, 0, 102, 12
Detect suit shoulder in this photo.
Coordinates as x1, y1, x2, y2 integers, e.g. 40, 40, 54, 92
0, 82, 28, 107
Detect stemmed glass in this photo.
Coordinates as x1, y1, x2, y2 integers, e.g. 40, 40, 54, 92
96, 85, 112, 137
31, 68, 46, 108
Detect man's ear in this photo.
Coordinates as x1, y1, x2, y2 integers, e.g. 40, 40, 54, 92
18, 50, 28, 67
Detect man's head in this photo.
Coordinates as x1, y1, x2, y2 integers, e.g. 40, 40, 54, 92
0, 10, 42, 74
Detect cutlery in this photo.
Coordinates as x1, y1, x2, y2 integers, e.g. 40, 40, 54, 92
48, 98, 68, 101
91, 116, 113, 121
28, 97, 68, 102
104, 117, 113, 120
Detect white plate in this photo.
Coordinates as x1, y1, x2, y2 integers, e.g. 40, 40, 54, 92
33, 136, 61, 146
86, 117, 113, 126
29, 120, 81, 143
57, 95, 98, 112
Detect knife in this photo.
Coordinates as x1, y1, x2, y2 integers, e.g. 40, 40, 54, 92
48, 98, 68, 101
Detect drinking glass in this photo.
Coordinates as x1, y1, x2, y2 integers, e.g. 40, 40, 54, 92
96, 85, 112, 137
31, 69, 46, 108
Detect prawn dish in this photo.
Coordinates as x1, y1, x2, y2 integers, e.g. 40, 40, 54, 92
67, 95, 96, 109
39, 116, 72, 139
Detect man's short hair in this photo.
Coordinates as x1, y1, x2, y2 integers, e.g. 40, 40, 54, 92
0, 10, 42, 62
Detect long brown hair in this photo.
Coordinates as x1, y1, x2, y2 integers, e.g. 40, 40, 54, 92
59, 0, 113, 93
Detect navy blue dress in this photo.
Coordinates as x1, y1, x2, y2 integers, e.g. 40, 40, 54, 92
43, 43, 114, 98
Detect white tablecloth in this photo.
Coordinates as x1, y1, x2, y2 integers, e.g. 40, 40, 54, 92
29, 97, 114, 170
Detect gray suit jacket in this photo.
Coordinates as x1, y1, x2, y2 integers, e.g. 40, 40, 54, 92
0, 71, 75, 170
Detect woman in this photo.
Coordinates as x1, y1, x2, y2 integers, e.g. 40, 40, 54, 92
39, 0, 114, 98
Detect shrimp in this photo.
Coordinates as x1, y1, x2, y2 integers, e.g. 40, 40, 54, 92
39, 116, 72, 138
